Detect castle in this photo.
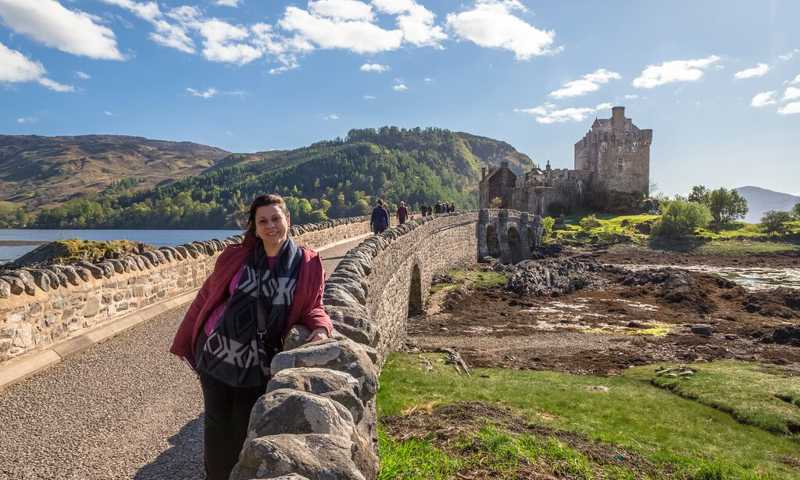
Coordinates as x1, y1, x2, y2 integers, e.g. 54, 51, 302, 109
479, 106, 653, 215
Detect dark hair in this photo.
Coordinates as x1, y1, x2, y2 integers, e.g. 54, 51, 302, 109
247, 194, 289, 236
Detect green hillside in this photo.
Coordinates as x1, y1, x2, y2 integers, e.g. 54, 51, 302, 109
5, 127, 532, 228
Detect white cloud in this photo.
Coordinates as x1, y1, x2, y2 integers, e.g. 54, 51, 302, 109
16, 116, 36, 124
195, 18, 262, 64
310, 0, 374, 21
445, 0, 557, 60
778, 102, 800, 115
784, 86, 800, 102
778, 49, 799, 62
104, 110, 114, 116
632, 55, 720, 89
750, 91, 777, 108
373, 0, 446, 47
363, 94, 376, 99
186, 87, 218, 98
75, 71, 91, 80
393, 83, 408, 91
38, 77, 74, 92
424, 77, 432, 82
514, 102, 611, 124
323, 113, 340, 120
624, 94, 638, 100
734, 63, 769, 79
789, 74, 800, 86
0, 42, 45, 83
549, 68, 621, 98
0, 42, 74, 92
279, 6, 403, 54
102, 0, 195, 53
360, 63, 389, 72
215, 0, 240, 7
0, 0, 123, 60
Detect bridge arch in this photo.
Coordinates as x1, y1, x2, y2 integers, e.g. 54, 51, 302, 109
485, 224, 500, 258
507, 226, 523, 264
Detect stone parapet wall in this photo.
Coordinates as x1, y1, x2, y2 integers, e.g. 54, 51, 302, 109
232, 212, 480, 480
0, 217, 369, 363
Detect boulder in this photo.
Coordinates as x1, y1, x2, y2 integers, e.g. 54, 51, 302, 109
0, 276, 24, 295
230, 434, 366, 480
7, 271, 36, 295
267, 368, 364, 422
0, 279, 11, 298
271, 338, 378, 399
247, 389, 355, 439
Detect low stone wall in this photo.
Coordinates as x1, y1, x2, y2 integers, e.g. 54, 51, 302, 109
231, 212, 480, 480
0, 217, 369, 363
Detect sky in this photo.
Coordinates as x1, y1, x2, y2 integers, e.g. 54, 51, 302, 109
1, 0, 799, 197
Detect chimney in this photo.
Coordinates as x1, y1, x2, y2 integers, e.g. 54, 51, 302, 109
612, 106, 625, 132
481, 167, 486, 179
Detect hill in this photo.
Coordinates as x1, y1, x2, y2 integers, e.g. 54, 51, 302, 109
0, 134, 230, 208
5, 127, 533, 228
735, 186, 800, 223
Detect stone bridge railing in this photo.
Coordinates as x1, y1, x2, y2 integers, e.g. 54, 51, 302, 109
0, 216, 371, 363
231, 212, 483, 479
478, 209, 544, 264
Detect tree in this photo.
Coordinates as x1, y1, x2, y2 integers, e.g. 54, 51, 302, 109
793, 202, 800, 219
652, 199, 712, 238
687, 185, 709, 204
706, 188, 748, 226
761, 210, 793, 235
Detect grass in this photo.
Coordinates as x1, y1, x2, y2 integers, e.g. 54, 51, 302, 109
626, 361, 800, 437
378, 430, 461, 480
430, 268, 507, 294
378, 353, 800, 479
587, 321, 673, 337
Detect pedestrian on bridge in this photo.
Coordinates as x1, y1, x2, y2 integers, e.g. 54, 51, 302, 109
170, 193, 333, 480
370, 199, 389, 234
397, 200, 409, 225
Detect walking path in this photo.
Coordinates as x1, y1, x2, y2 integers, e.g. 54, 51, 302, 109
0, 236, 369, 480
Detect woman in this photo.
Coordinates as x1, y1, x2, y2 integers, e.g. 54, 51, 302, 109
170, 194, 332, 480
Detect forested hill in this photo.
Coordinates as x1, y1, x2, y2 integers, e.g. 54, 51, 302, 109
2, 127, 534, 228
0, 134, 230, 208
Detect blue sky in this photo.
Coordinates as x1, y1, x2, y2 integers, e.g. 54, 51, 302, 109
1, 0, 798, 197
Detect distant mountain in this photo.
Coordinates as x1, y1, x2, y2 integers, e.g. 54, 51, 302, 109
9, 127, 534, 228
0, 135, 230, 208
735, 186, 800, 223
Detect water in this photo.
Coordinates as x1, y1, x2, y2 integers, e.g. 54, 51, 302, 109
617, 264, 800, 291
0, 229, 243, 264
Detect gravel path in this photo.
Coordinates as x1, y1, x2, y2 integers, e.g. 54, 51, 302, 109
0, 236, 368, 480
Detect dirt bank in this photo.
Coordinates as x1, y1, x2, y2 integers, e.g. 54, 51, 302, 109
407, 257, 800, 375
589, 243, 800, 268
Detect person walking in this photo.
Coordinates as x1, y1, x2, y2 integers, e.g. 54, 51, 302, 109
397, 201, 409, 225
170, 194, 332, 480
370, 199, 390, 234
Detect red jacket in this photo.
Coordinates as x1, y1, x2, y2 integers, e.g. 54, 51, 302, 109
170, 232, 333, 364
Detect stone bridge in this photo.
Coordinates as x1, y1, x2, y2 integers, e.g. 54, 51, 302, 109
478, 209, 545, 264
0, 209, 541, 479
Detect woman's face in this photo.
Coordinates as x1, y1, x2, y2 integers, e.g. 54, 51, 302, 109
254, 204, 290, 246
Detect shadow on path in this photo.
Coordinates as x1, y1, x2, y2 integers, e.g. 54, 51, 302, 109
135, 416, 204, 480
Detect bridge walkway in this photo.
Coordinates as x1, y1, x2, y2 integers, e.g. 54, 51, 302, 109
0, 235, 369, 480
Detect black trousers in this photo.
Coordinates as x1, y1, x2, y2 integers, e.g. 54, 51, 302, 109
199, 372, 266, 480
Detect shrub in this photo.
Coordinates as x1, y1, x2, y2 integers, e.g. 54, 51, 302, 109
579, 214, 601, 230
793, 202, 800, 219
541, 216, 555, 238
760, 210, 793, 235
652, 199, 712, 238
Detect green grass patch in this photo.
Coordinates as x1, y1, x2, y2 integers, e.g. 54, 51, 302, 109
430, 268, 507, 294
556, 214, 659, 246
378, 429, 462, 480
626, 360, 800, 437
693, 240, 800, 256
378, 353, 800, 479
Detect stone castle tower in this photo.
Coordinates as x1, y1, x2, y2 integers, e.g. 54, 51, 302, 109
479, 106, 652, 214
574, 106, 652, 197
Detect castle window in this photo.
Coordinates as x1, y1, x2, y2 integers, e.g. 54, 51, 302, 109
617, 157, 624, 171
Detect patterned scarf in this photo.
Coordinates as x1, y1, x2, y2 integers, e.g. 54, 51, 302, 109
196, 238, 302, 388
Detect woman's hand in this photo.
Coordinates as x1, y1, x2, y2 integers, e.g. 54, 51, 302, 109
305, 327, 329, 343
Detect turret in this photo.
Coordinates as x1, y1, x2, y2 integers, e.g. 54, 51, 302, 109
612, 106, 625, 133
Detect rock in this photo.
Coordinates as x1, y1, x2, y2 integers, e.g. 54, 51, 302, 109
267, 368, 364, 423
7, 271, 36, 295
271, 338, 378, 399
231, 434, 366, 480
74, 266, 92, 282
28, 269, 50, 292
284, 325, 312, 351
770, 326, 800, 346
55, 265, 81, 286
690, 324, 713, 337
76, 261, 104, 279
0, 279, 11, 298
248, 389, 355, 439
0, 276, 24, 295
